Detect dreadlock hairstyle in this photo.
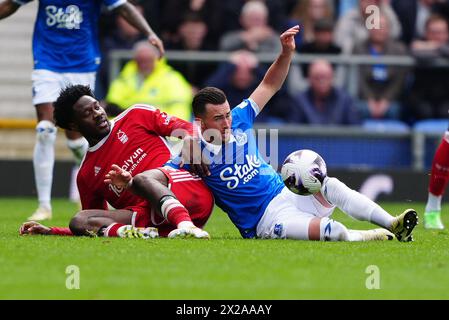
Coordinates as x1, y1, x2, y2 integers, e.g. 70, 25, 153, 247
53, 84, 95, 130
192, 87, 227, 116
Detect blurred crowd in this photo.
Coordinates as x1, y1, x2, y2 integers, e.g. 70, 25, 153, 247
96, 0, 449, 127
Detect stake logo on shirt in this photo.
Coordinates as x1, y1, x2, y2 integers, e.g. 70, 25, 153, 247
219, 154, 262, 190
46, 5, 83, 30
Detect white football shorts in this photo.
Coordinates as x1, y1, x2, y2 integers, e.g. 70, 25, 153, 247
31, 69, 96, 105
256, 187, 336, 239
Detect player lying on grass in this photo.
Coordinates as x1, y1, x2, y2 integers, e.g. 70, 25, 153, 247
106, 25, 418, 242
20, 85, 213, 239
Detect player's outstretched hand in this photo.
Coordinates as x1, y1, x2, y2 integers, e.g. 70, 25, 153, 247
180, 135, 211, 177
19, 221, 51, 235
104, 164, 133, 189
148, 33, 165, 58
280, 25, 300, 53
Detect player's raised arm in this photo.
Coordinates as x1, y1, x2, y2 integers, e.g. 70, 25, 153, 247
115, 2, 165, 57
249, 25, 299, 111
0, 0, 20, 19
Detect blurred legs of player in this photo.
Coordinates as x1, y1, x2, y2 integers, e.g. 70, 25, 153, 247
28, 70, 93, 221
66, 132, 88, 204
424, 131, 449, 229
257, 177, 417, 242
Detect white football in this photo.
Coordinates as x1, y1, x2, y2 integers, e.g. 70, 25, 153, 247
280, 149, 327, 195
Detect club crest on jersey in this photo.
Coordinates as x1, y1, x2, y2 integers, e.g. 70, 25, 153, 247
219, 154, 261, 189
45, 5, 83, 30
160, 113, 172, 125
233, 130, 248, 146
94, 166, 101, 176
117, 130, 128, 144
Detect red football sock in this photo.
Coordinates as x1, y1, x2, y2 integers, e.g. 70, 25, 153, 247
167, 207, 192, 227
160, 195, 192, 226
429, 135, 449, 196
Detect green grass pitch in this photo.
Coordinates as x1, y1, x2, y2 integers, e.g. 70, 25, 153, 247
1, 198, 449, 299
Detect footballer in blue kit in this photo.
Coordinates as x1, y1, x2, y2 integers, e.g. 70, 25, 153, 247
175, 98, 285, 238
0, 0, 163, 221
174, 84, 416, 242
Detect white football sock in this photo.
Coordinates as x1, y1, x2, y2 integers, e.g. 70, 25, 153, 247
323, 177, 395, 229
347, 230, 364, 241
34, 120, 57, 211
319, 218, 351, 241
67, 137, 88, 165
425, 192, 442, 212
282, 216, 352, 241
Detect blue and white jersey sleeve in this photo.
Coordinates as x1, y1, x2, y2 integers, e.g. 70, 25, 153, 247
231, 98, 260, 130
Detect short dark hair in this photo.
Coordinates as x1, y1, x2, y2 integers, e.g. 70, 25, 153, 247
313, 19, 334, 32
192, 87, 227, 116
54, 85, 95, 130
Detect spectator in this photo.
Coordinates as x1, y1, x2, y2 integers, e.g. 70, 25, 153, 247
287, 19, 344, 98
408, 14, 449, 120
292, 59, 361, 125
204, 50, 295, 123
159, 0, 225, 49
353, 14, 408, 120
334, 0, 402, 54
392, 0, 449, 46
222, 0, 287, 33
204, 50, 264, 107
300, 19, 342, 76
288, 0, 334, 44
96, 4, 146, 100
166, 12, 217, 90
219, 1, 281, 53
106, 41, 192, 120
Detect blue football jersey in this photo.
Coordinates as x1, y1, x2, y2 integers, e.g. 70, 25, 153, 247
170, 99, 285, 238
14, 0, 126, 72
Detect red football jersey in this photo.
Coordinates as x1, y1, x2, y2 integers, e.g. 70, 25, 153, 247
77, 105, 192, 210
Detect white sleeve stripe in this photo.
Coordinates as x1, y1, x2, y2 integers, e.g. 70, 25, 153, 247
12, 0, 28, 5
248, 98, 260, 116
113, 105, 157, 123
107, 0, 127, 11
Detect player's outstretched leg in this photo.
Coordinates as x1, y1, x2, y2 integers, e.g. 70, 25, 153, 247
322, 177, 418, 242
424, 133, 449, 229
273, 216, 393, 241
29, 120, 57, 221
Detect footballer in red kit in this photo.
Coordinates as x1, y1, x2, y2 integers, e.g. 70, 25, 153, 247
77, 105, 213, 236
20, 85, 213, 239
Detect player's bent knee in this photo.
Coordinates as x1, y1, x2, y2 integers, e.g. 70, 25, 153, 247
319, 218, 349, 241
36, 120, 57, 144
69, 211, 90, 236
134, 170, 167, 189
